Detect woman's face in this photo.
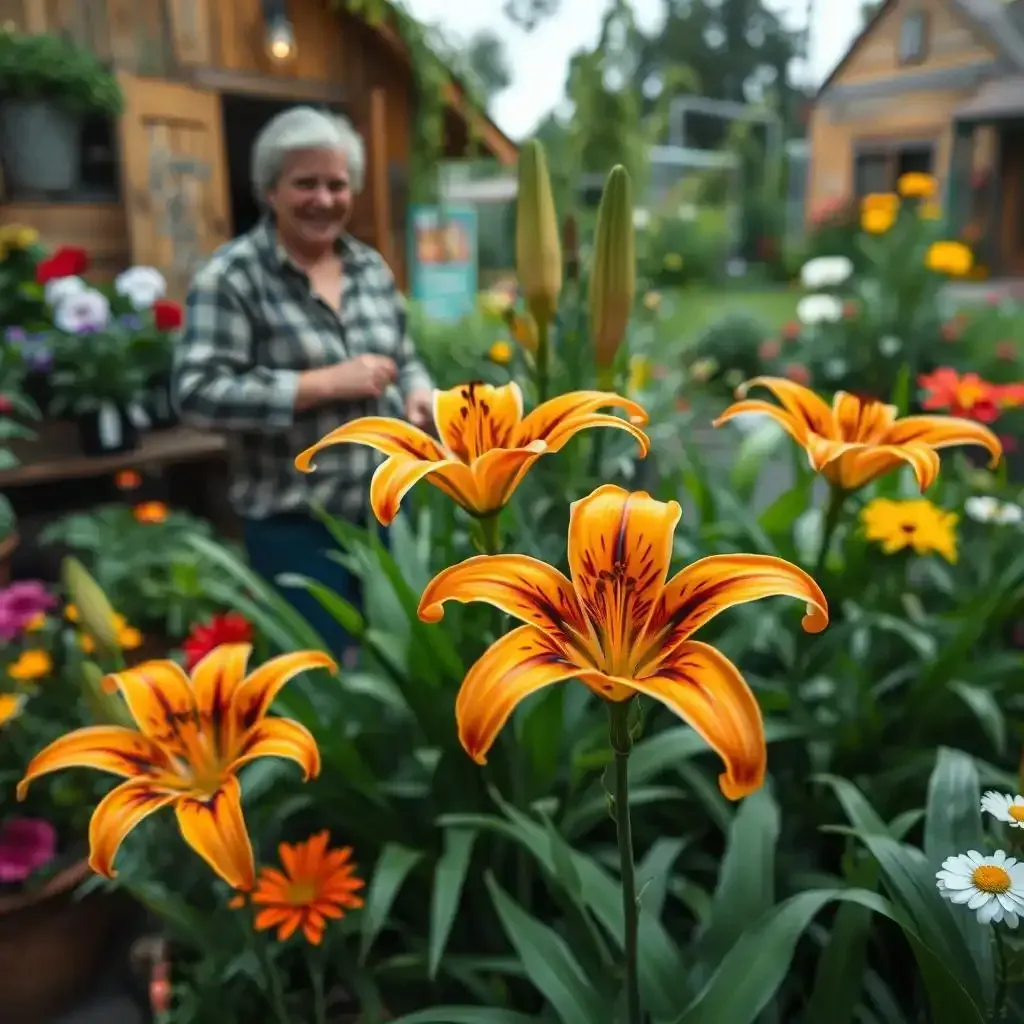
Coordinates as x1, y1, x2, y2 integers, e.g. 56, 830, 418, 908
267, 148, 353, 250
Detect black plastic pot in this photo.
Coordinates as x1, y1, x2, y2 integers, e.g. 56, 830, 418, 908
77, 402, 138, 457
146, 374, 176, 430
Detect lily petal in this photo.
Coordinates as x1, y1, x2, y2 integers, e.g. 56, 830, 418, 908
418, 553, 589, 639
0, 692, 26, 727
433, 382, 522, 460
295, 416, 445, 473
175, 776, 256, 890
549, 413, 650, 457
369, 454, 464, 525
514, 391, 649, 450
229, 717, 321, 781
637, 554, 828, 669
717, 377, 835, 441
190, 643, 252, 758
712, 398, 807, 444
88, 779, 179, 878
17, 725, 174, 800
831, 392, 897, 442
567, 484, 681, 668
456, 625, 580, 763
885, 414, 1002, 467
468, 442, 548, 514
626, 640, 766, 799
824, 442, 941, 491
102, 661, 203, 762
227, 650, 336, 753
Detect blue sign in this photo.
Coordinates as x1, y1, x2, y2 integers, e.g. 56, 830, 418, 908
408, 204, 478, 322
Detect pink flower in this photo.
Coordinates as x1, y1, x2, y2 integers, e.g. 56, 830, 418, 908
0, 581, 56, 641
0, 818, 57, 883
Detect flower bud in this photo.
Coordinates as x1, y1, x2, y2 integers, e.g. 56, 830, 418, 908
515, 140, 562, 327
81, 659, 133, 726
63, 557, 119, 653
589, 165, 636, 370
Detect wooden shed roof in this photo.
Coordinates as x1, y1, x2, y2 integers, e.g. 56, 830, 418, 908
815, 0, 1024, 99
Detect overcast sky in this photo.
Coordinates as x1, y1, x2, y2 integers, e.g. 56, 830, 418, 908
403, 0, 863, 137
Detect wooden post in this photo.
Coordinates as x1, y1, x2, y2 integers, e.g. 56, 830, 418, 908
369, 87, 392, 267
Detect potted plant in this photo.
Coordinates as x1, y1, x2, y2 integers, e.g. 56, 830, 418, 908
45, 286, 148, 455
0, 27, 123, 194
0, 577, 134, 1022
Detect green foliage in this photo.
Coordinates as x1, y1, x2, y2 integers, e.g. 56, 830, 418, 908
0, 28, 122, 116
639, 208, 731, 287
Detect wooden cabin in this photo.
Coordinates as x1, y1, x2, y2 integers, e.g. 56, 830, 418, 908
807, 0, 1024, 275
0, 0, 519, 295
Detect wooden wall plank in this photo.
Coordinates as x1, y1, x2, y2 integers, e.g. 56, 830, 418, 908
166, 0, 212, 66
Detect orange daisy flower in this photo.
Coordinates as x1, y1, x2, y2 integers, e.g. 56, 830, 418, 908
133, 501, 168, 524
248, 830, 364, 945
115, 469, 142, 491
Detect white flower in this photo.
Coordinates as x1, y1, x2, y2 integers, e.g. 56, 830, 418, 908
114, 266, 167, 310
53, 288, 111, 334
800, 255, 853, 290
878, 335, 902, 357
824, 358, 848, 380
936, 850, 1024, 926
796, 294, 844, 326
966, 496, 1023, 525
44, 275, 86, 308
982, 791, 1024, 827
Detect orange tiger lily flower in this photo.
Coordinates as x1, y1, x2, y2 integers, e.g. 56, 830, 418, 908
16, 644, 334, 890
294, 382, 649, 525
714, 376, 1001, 491
418, 484, 828, 799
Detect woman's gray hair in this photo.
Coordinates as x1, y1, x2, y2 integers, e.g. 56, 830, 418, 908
251, 106, 366, 201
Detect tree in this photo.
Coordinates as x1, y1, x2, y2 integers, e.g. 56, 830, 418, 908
502, 0, 560, 31
464, 30, 513, 105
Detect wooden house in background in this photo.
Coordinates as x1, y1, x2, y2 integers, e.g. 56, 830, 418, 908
807, 0, 1024, 276
0, 0, 519, 294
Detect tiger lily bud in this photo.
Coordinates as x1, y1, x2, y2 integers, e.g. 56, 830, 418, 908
81, 659, 133, 726
515, 140, 562, 327
505, 308, 538, 353
589, 165, 636, 371
63, 557, 119, 653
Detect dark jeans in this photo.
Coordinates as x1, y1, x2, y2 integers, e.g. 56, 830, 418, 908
243, 513, 388, 660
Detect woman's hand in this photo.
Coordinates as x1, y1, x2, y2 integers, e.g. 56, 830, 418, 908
299, 356, 397, 410
404, 388, 433, 431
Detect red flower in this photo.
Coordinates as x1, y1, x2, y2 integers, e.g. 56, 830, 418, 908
919, 367, 1001, 422
152, 299, 184, 332
781, 321, 800, 341
998, 383, 1024, 409
0, 396, 13, 415
35, 246, 88, 285
996, 341, 1017, 362
181, 613, 253, 670
783, 362, 810, 384
842, 300, 858, 319
758, 339, 781, 360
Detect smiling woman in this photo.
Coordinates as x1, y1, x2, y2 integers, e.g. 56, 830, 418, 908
172, 106, 436, 662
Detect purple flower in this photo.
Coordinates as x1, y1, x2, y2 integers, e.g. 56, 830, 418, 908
0, 581, 56, 641
25, 348, 52, 372
118, 314, 143, 331
0, 818, 57, 884
4, 327, 26, 344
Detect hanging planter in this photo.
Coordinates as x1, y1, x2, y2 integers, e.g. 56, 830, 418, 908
0, 29, 122, 196
77, 400, 138, 457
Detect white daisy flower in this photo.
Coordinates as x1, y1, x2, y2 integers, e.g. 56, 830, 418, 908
800, 255, 853, 290
935, 850, 1024, 926
114, 265, 167, 310
878, 335, 902, 357
796, 293, 844, 326
981, 791, 1024, 827
53, 288, 111, 334
44, 275, 86, 308
966, 496, 1023, 525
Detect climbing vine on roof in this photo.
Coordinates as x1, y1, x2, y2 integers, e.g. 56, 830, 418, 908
339, 0, 489, 202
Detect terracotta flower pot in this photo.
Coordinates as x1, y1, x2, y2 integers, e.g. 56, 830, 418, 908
0, 531, 19, 587
0, 859, 120, 1022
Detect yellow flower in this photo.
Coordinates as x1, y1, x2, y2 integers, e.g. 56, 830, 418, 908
79, 613, 143, 654
24, 611, 46, 632
627, 355, 651, 395
925, 240, 973, 277
643, 291, 661, 311
65, 603, 80, 623
897, 172, 938, 199
0, 224, 38, 248
861, 207, 896, 234
479, 287, 515, 319
488, 340, 512, 366
9, 649, 53, 682
861, 192, 900, 213
18, 644, 334, 889
417, 483, 828, 799
861, 498, 958, 562
295, 382, 649, 526
0, 692, 26, 726
663, 252, 683, 271
919, 201, 942, 220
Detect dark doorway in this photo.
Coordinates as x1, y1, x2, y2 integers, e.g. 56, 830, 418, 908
220, 94, 346, 237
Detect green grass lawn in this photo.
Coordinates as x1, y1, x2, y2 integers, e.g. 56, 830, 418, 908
654, 286, 799, 352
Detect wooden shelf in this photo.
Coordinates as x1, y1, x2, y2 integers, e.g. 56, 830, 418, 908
0, 426, 227, 488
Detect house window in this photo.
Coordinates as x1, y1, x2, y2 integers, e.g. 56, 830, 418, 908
899, 11, 928, 64
854, 143, 934, 196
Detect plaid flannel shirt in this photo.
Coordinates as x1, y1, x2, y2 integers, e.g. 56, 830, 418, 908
173, 220, 433, 522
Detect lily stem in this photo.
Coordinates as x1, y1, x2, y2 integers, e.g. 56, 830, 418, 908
310, 947, 328, 1024
535, 317, 550, 403
608, 701, 642, 1024
255, 924, 291, 1023
813, 485, 846, 579
993, 926, 1009, 1022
